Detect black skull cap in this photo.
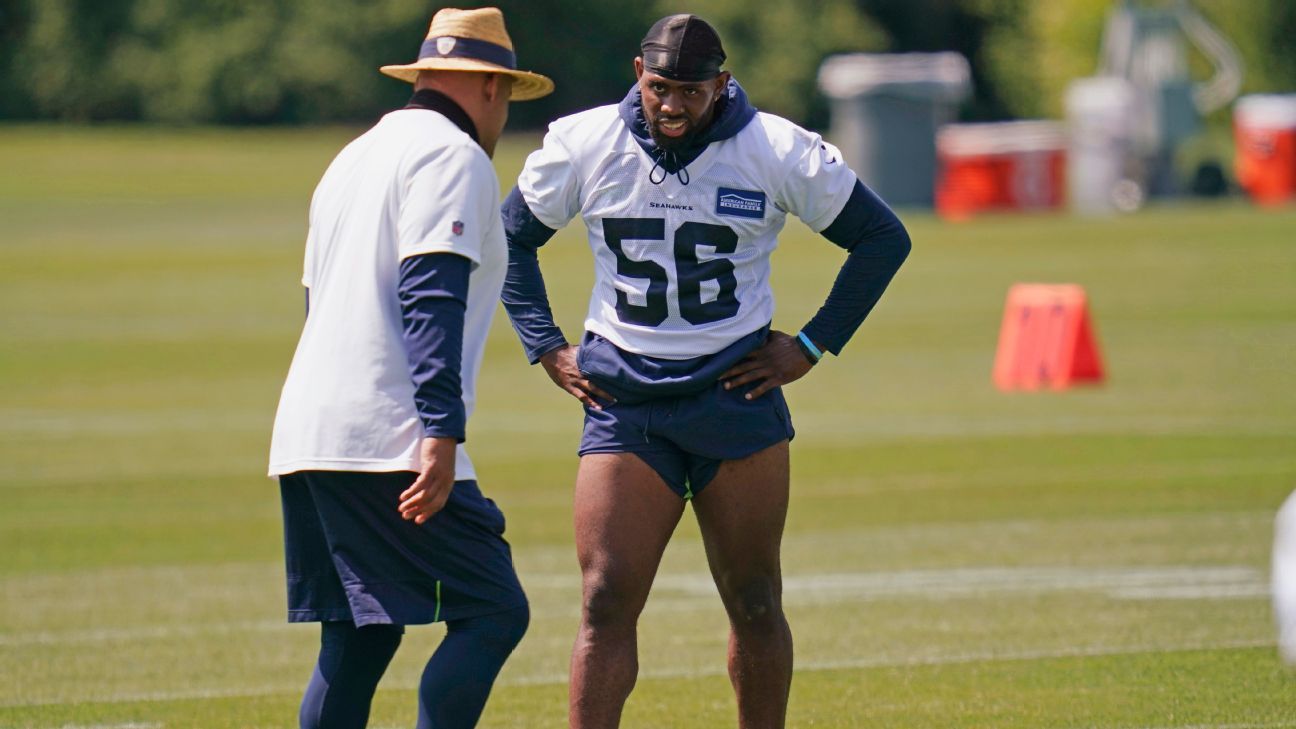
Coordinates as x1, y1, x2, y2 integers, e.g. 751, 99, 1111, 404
640, 14, 726, 82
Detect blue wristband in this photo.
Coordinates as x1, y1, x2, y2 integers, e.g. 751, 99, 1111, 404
797, 331, 824, 363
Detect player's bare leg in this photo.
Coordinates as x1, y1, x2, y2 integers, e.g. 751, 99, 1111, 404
570, 453, 686, 729
692, 440, 793, 729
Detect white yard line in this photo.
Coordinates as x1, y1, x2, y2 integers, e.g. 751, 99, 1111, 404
2, 566, 1270, 647
56, 724, 162, 729
529, 565, 1271, 603
792, 412, 1296, 440
1129, 723, 1296, 729
0, 638, 1274, 709
0, 410, 268, 436
4, 409, 1293, 440
809, 458, 1296, 496
508, 637, 1277, 686
0, 620, 286, 648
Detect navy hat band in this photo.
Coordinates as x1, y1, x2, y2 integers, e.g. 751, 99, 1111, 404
419, 36, 517, 70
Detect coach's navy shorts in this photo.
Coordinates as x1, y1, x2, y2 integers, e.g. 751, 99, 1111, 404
279, 471, 527, 627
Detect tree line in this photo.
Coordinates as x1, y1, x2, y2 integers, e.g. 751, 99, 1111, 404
0, 0, 1291, 129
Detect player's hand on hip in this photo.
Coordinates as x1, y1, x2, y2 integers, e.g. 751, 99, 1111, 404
400, 437, 457, 525
721, 330, 815, 400
538, 344, 615, 410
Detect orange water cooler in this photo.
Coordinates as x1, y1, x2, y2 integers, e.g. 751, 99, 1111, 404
1234, 94, 1296, 206
935, 121, 1067, 220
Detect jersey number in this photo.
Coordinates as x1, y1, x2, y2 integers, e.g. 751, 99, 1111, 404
602, 218, 739, 327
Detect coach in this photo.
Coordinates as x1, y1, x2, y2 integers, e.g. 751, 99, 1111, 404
267, 8, 551, 729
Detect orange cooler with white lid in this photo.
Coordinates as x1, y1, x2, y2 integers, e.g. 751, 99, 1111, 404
1234, 94, 1296, 206
935, 121, 1067, 220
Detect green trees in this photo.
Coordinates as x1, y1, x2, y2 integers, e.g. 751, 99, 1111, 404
0, 0, 659, 126
0, 0, 1292, 127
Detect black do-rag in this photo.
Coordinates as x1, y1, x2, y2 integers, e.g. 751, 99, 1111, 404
640, 14, 726, 82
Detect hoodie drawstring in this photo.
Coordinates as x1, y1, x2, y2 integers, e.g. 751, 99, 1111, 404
648, 149, 690, 186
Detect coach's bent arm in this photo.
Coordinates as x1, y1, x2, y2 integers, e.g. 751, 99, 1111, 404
398, 252, 471, 442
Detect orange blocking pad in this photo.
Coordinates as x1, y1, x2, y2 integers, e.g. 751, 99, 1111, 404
992, 284, 1105, 391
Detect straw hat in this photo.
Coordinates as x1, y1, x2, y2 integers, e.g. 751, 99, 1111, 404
380, 7, 554, 101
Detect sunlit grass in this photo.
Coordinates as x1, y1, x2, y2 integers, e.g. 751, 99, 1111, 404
1, 125, 1294, 727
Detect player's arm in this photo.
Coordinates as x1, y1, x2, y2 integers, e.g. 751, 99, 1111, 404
799, 178, 911, 356
501, 120, 616, 407
501, 186, 567, 362
723, 173, 910, 399
501, 187, 614, 408
500, 126, 581, 363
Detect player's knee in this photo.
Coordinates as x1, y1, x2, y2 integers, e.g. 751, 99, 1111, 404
722, 575, 783, 630
580, 576, 641, 631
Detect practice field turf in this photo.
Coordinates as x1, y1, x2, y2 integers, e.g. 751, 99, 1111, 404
2, 124, 1295, 728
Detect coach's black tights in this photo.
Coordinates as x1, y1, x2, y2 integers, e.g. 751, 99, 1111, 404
300, 621, 403, 729
300, 605, 528, 729
418, 604, 530, 729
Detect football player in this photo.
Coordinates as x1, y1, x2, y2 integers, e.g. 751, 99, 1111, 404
500, 14, 911, 728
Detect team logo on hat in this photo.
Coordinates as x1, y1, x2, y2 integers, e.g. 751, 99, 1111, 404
378, 8, 554, 100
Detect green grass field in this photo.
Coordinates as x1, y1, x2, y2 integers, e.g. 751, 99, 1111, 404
2, 124, 1295, 728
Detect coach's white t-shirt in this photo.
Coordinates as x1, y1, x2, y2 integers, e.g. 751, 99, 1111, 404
517, 106, 855, 359
269, 108, 505, 480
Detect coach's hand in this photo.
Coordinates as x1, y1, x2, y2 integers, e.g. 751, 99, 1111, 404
400, 437, 457, 525
721, 330, 815, 400
539, 344, 615, 410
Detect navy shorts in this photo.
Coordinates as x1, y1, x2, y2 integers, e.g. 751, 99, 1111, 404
280, 471, 527, 627
579, 380, 794, 499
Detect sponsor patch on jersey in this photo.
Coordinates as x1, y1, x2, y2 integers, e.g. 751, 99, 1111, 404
715, 187, 765, 219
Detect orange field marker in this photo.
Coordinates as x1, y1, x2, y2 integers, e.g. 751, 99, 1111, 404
992, 284, 1105, 391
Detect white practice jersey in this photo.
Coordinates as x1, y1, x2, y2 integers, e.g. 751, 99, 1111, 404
269, 108, 506, 480
518, 105, 857, 359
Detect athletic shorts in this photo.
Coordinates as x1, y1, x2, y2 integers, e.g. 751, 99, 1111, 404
279, 471, 527, 627
578, 380, 794, 500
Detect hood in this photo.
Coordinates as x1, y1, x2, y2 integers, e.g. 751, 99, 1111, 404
618, 78, 757, 180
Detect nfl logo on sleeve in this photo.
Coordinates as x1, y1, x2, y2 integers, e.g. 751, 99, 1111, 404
452, 220, 464, 235
716, 187, 765, 219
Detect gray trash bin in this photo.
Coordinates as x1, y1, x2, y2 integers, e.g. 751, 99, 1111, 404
818, 52, 971, 207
